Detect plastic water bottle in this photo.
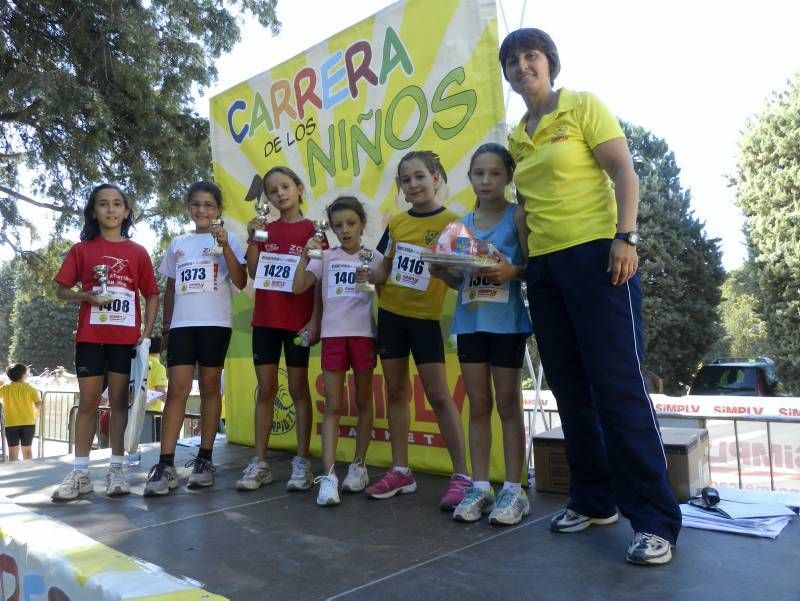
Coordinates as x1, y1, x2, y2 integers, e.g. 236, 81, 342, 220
293, 329, 310, 347
447, 334, 458, 350
127, 451, 142, 466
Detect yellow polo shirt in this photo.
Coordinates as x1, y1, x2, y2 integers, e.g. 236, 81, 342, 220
147, 355, 167, 412
378, 207, 457, 321
508, 89, 624, 256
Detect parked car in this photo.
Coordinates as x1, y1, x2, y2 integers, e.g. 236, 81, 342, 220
688, 357, 780, 396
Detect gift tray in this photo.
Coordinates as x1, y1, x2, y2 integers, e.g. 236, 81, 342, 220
420, 252, 498, 268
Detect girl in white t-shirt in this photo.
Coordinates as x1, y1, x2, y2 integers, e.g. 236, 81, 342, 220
292, 196, 383, 506
144, 181, 247, 496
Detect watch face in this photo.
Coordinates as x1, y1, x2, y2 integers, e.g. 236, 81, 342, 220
628, 232, 640, 245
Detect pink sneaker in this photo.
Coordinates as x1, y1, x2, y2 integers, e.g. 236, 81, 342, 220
365, 469, 417, 499
440, 474, 472, 511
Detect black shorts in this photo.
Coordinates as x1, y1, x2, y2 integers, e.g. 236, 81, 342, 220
377, 308, 444, 365
167, 326, 232, 368
456, 332, 527, 369
5, 425, 36, 447
252, 327, 310, 368
75, 342, 135, 377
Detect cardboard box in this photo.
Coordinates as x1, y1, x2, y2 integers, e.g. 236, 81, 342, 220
532, 426, 710, 502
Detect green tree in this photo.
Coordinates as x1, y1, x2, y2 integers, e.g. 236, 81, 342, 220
0, 0, 280, 252
734, 73, 800, 392
624, 122, 726, 394
0, 259, 18, 365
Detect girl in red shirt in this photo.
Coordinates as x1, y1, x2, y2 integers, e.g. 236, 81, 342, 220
53, 183, 159, 501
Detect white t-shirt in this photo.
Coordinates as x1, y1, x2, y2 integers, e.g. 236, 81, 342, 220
159, 232, 246, 329
307, 247, 383, 339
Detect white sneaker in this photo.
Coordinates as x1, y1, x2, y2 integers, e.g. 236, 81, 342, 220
315, 470, 340, 506
626, 532, 674, 565
286, 456, 313, 491
105, 466, 131, 497
488, 488, 530, 526
52, 470, 92, 501
341, 459, 369, 492
236, 458, 273, 491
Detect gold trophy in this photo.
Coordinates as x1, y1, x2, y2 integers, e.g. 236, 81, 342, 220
253, 199, 270, 242
306, 219, 328, 259
93, 265, 114, 303
356, 249, 375, 293
209, 218, 223, 255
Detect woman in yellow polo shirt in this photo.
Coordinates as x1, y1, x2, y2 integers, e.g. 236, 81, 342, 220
0, 364, 41, 461
501, 28, 680, 566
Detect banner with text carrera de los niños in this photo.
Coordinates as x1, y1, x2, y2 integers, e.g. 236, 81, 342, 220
210, 0, 512, 479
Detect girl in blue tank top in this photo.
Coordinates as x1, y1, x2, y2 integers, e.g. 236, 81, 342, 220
429, 143, 532, 527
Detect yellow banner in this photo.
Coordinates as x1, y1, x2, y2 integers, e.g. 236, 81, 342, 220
211, 0, 516, 482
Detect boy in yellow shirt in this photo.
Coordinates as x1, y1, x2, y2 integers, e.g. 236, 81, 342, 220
0, 364, 41, 461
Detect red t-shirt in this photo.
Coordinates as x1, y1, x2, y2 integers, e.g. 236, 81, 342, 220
251, 219, 317, 331
54, 238, 159, 345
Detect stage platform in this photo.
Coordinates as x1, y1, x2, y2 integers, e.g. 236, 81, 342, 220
1, 441, 798, 600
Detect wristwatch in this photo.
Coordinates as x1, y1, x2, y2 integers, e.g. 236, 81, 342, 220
614, 231, 640, 246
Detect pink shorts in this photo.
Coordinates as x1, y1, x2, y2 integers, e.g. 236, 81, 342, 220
321, 336, 377, 372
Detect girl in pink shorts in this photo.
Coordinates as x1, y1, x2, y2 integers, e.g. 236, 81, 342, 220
293, 196, 382, 506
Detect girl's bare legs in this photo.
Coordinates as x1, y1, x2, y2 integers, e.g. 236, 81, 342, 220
106, 371, 131, 457
254, 364, 278, 462
74, 375, 104, 457
287, 366, 312, 458
352, 369, 375, 461
158, 365, 194, 455
197, 365, 223, 449
321, 371, 346, 472
460, 361, 493, 482
416, 362, 468, 475
492, 366, 525, 483
380, 357, 411, 466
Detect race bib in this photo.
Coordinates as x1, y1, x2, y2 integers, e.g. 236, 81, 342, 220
254, 252, 299, 292
89, 287, 136, 327
462, 273, 510, 304
176, 258, 216, 295
326, 260, 360, 298
389, 243, 430, 292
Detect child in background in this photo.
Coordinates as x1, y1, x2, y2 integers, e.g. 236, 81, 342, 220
53, 183, 159, 500
147, 336, 168, 414
0, 363, 41, 461
293, 196, 382, 506
430, 143, 532, 525
236, 167, 321, 492
144, 181, 247, 495
360, 150, 470, 510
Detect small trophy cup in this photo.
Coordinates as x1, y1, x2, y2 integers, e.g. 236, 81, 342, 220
253, 199, 270, 242
356, 248, 375, 293
93, 264, 114, 304
306, 219, 328, 259
209, 218, 223, 255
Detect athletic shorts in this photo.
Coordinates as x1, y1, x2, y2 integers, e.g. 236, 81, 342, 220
456, 332, 527, 369
322, 336, 377, 372
5, 425, 36, 447
252, 327, 310, 368
377, 308, 444, 365
75, 342, 134, 377
167, 326, 232, 368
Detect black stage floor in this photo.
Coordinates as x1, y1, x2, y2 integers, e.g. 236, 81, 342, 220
2, 442, 799, 600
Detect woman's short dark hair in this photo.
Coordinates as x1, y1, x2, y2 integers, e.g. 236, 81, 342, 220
326, 196, 367, 224
186, 181, 223, 211
499, 28, 561, 85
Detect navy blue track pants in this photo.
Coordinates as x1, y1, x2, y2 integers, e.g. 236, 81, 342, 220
526, 239, 681, 544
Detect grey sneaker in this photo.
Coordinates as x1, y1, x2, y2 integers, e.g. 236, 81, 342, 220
52, 470, 92, 501
626, 532, 673, 565
341, 459, 369, 492
286, 456, 313, 491
315, 471, 340, 506
186, 456, 215, 489
105, 466, 131, 497
143, 463, 178, 497
488, 488, 530, 526
236, 458, 273, 491
550, 508, 619, 533
453, 487, 496, 523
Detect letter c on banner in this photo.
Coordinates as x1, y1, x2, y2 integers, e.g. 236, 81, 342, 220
227, 100, 249, 144
0, 553, 20, 601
